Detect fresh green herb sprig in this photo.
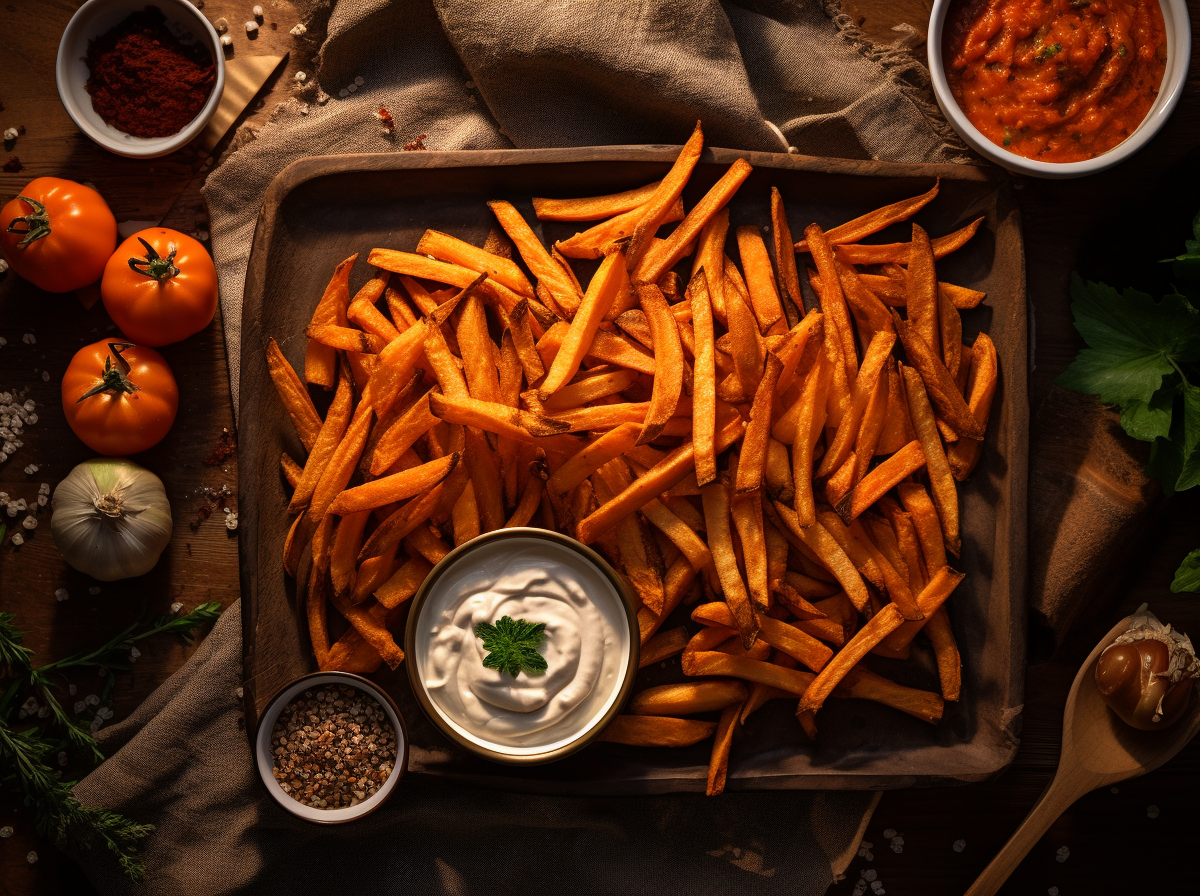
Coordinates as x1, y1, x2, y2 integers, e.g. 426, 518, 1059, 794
475, 616, 548, 678
0, 602, 220, 880
1058, 210, 1200, 591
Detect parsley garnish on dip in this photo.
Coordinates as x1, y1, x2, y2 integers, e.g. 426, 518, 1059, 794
416, 536, 630, 754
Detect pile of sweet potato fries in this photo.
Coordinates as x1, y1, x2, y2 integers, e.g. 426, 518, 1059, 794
268, 122, 999, 795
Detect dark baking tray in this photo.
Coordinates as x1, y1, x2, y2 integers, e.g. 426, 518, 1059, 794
238, 147, 1028, 793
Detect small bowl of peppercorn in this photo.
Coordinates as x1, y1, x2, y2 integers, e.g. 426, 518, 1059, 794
254, 672, 409, 824
56, 0, 225, 159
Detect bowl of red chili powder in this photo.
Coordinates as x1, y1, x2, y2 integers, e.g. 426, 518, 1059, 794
56, 0, 224, 158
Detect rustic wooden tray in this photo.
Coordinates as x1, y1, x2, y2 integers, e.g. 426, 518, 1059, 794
238, 147, 1027, 794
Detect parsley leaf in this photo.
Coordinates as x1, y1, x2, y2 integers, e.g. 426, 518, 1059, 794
1167, 210, 1200, 284
475, 616, 548, 678
1171, 549, 1200, 593
1056, 275, 1200, 408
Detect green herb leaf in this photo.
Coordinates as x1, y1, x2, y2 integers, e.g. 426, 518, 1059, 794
475, 616, 548, 678
1171, 549, 1200, 593
1056, 275, 1200, 408
1119, 386, 1175, 441
1167, 210, 1200, 284
1145, 382, 1200, 493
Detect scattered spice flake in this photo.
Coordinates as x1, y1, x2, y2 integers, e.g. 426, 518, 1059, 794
204, 428, 236, 465
403, 133, 428, 151
3, 156, 23, 173
374, 106, 395, 133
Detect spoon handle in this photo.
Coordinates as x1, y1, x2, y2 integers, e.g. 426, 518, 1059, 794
964, 769, 1092, 896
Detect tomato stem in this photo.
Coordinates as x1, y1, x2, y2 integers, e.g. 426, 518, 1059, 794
77, 343, 141, 403
5, 196, 52, 247
128, 237, 180, 282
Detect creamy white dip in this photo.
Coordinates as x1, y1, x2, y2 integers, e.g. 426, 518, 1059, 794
415, 536, 630, 755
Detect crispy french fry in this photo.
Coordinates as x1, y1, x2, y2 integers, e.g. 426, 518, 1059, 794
541, 369, 639, 413
692, 603, 833, 672
707, 701, 741, 796
701, 475, 759, 648
804, 224, 858, 381
689, 269, 720, 486
723, 258, 766, 397
456, 290, 502, 405
636, 158, 753, 284
305, 254, 355, 388
946, 333, 998, 480
817, 330, 896, 478
591, 470, 665, 614
901, 365, 960, 555
639, 626, 690, 667
794, 181, 939, 251
876, 362, 914, 454
539, 248, 629, 398
416, 228, 535, 298
330, 510, 370, 600
770, 187, 805, 324
488, 200, 584, 316
289, 364, 354, 513
597, 715, 717, 747
797, 603, 904, 715
374, 555, 433, 609
503, 476, 544, 527
764, 439, 795, 504
330, 593, 405, 669
907, 223, 941, 359
735, 353, 782, 496
736, 225, 785, 333
359, 483, 446, 562
629, 680, 749, 716
305, 514, 335, 667
790, 354, 830, 528
836, 440, 926, 523
626, 122, 704, 267
692, 208, 730, 324
925, 607, 962, 701
508, 300, 547, 385
547, 422, 642, 497
406, 525, 453, 565
896, 482, 948, 575
328, 453, 460, 515
771, 502, 871, 613
834, 217, 984, 265
879, 565, 965, 652
732, 493, 768, 608
281, 452, 303, 489
266, 338, 322, 451
940, 287, 963, 382
636, 283, 686, 444
638, 555, 699, 643
305, 323, 385, 355
430, 392, 572, 444
536, 322, 656, 375
533, 179, 663, 221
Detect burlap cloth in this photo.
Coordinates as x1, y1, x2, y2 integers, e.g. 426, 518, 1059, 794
73, 2, 966, 893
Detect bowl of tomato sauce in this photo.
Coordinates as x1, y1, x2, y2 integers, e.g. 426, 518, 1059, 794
928, 0, 1190, 177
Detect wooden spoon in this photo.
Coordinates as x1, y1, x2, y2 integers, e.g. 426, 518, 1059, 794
966, 615, 1200, 896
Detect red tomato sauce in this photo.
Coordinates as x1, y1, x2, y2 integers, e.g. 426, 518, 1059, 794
943, 0, 1168, 163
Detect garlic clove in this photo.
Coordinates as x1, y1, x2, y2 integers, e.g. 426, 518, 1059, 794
1095, 605, 1199, 731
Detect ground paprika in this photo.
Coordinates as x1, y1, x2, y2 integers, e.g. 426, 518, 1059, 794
85, 6, 216, 139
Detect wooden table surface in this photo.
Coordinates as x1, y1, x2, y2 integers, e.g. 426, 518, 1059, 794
2, 1, 1198, 894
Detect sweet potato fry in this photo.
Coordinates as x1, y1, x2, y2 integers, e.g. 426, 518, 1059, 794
688, 269, 720, 486
591, 471, 665, 614
875, 362, 914, 454
804, 224, 858, 381
625, 122, 704, 267
330, 510, 370, 600
406, 525, 453, 565
692, 208, 730, 324
547, 422, 642, 497
692, 603, 833, 672
879, 565, 965, 652
281, 452, 303, 489
833, 217, 984, 265
896, 482, 948, 576
487, 199, 584, 315
635, 158, 753, 284
374, 555, 433, 610
731, 492, 768, 608
707, 701, 742, 796
901, 365, 960, 555
289, 364, 354, 513
304, 254, 355, 388
636, 283, 686, 444
907, 223, 941, 359
429, 392, 571, 444
329, 453, 460, 515
797, 603, 904, 715
794, 181, 939, 251
629, 679, 749, 716
456, 290, 502, 405
939, 288, 963, 382
597, 715, 717, 747
946, 333, 998, 480
542, 369, 639, 413
701, 475, 759, 648
764, 439, 794, 504
508, 300, 547, 385
639, 626, 690, 667
330, 593, 405, 670
452, 479, 482, 545
638, 555, 700, 643
536, 322, 656, 375
367, 249, 527, 315
817, 330, 895, 478
306, 324, 385, 355
266, 337, 322, 451
503, 476, 544, 528
832, 259, 894, 339
771, 502, 871, 612
736, 225, 785, 333
735, 353, 782, 496
770, 187, 805, 322
836, 439, 926, 523
925, 607, 962, 701
416, 228, 535, 298
837, 667, 944, 723
789, 356, 830, 528
359, 483, 447, 562
724, 259, 766, 397
533, 179, 663, 221
539, 248, 629, 399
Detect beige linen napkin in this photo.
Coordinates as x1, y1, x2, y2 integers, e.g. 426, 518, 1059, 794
73, 2, 964, 893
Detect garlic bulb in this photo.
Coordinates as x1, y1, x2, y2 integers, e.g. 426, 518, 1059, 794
51, 459, 172, 581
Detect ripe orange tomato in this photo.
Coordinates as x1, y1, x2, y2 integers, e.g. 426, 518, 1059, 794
0, 178, 117, 293
62, 341, 179, 456
101, 228, 218, 346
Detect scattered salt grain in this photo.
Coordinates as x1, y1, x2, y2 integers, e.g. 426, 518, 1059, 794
852, 881, 867, 896
74, 700, 86, 714
85, 694, 99, 706
56, 588, 69, 602
41, 371, 49, 381
952, 839, 966, 853
0, 261, 7, 274
15, 498, 26, 510
253, 5, 264, 17
863, 869, 877, 882
225, 511, 239, 531
37, 705, 50, 718
23, 464, 37, 474
3, 128, 17, 142
36, 495, 47, 507
295, 71, 306, 83
882, 829, 897, 839
68, 684, 76, 695
171, 601, 184, 614
221, 34, 233, 46
339, 88, 349, 97
290, 22, 306, 36
39, 482, 50, 494
89, 586, 101, 595
10, 531, 23, 546
22, 515, 36, 530
22, 333, 35, 344
21, 697, 37, 714
245, 21, 258, 33
213, 16, 228, 32
1055, 846, 1069, 863
0, 826, 11, 838
130, 646, 141, 662
347, 83, 357, 93
236, 686, 244, 698
870, 882, 884, 894
354, 75, 364, 86
1147, 805, 1160, 818
26, 851, 37, 864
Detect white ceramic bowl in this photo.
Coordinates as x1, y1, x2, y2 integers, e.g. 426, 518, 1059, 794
254, 672, 408, 824
56, 0, 225, 159
927, 0, 1190, 178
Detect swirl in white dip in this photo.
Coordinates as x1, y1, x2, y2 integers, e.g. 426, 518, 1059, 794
416, 537, 630, 753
